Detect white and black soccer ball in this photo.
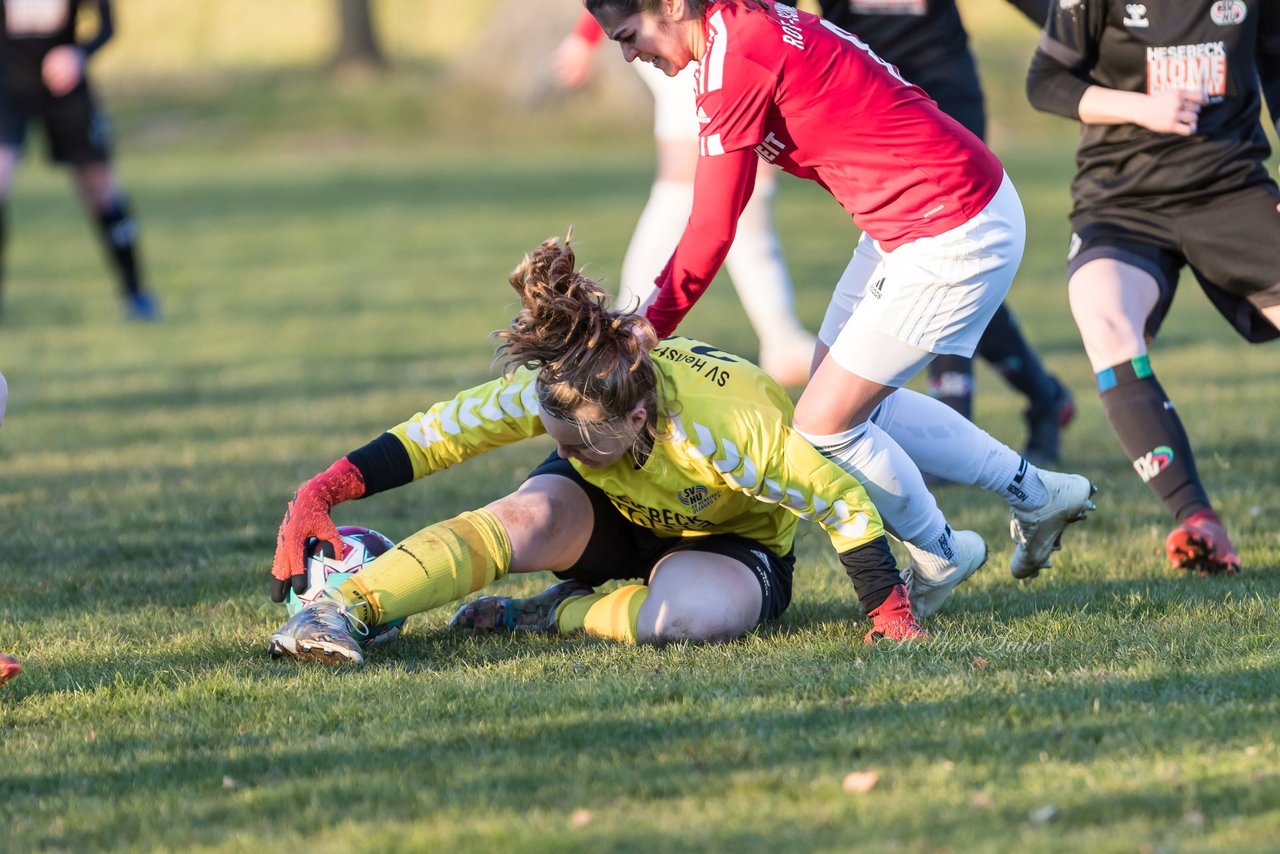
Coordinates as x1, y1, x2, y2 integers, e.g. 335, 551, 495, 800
285, 525, 405, 645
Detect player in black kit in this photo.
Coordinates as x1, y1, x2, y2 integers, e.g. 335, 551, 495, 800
1027, 0, 1280, 576
808, 0, 1075, 466
0, 0, 158, 320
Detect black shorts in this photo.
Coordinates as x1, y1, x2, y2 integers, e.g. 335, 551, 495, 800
529, 454, 795, 624
1067, 183, 1280, 344
0, 80, 112, 164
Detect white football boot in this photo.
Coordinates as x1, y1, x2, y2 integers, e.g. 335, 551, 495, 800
1009, 470, 1097, 580
903, 529, 988, 620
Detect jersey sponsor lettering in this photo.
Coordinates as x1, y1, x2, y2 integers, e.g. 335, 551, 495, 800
3, 0, 70, 36
653, 344, 737, 386
755, 131, 787, 163
848, 0, 927, 15
613, 492, 718, 533
1146, 42, 1227, 98
775, 2, 806, 49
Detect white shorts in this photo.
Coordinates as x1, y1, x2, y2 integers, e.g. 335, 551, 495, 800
634, 61, 699, 142
817, 172, 1025, 386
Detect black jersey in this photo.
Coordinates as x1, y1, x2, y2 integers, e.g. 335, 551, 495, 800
1027, 0, 1280, 212
0, 0, 91, 92
788, 1, 1046, 136
817, 0, 1045, 82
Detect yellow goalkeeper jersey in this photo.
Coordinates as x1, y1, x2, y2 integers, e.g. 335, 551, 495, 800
386, 337, 885, 555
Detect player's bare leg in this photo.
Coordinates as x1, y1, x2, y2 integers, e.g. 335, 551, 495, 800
1071, 258, 1237, 574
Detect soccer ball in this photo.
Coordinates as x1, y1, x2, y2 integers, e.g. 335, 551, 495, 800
285, 525, 406, 646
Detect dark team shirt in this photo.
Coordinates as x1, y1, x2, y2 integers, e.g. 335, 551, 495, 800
1027, 0, 1280, 212
1, 0, 86, 92
773, 1, 1044, 137
815, 0, 1045, 83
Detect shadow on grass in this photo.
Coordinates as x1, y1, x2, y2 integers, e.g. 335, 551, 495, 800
4, 633, 1278, 849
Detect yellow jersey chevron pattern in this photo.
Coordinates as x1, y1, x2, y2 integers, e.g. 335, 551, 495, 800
388, 337, 884, 555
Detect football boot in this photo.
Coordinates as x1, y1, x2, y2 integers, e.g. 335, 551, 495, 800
0, 654, 20, 688
1166, 510, 1241, 575
269, 598, 366, 665
903, 529, 988, 619
1010, 470, 1097, 579
448, 579, 594, 633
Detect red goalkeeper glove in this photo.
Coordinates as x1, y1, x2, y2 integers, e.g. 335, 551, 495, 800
864, 584, 929, 644
269, 457, 366, 602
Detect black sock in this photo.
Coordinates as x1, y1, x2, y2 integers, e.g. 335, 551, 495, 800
975, 303, 1059, 407
1098, 356, 1210, 522
97, 197, 143, 297
927, 354, 973, 419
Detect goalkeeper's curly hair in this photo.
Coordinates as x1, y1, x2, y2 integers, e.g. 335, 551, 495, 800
498, 230, 660, 437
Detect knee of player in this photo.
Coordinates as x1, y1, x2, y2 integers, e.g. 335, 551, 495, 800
639, 596, 748, 645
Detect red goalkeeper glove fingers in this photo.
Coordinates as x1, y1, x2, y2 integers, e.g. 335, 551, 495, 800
864, 584, 929, 644
269, 456, 366, 603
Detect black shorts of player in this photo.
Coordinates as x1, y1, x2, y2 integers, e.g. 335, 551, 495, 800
529, 453, 794, 624
0, 80, 112, 164
1067, 183, 1280, 344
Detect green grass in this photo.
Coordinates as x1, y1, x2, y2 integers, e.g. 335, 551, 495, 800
3, 26, 1280, 853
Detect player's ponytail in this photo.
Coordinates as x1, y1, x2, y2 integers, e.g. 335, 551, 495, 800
498, 232, 660, 432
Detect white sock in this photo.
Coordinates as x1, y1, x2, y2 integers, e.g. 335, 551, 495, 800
619, 180, 694, 312
798, 420, 954, 559
722, 176, 805, 343
870, 388, 1047, 511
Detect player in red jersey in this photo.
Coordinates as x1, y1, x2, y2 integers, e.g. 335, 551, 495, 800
583, 0, 1095, 582
555, 7, 817, 386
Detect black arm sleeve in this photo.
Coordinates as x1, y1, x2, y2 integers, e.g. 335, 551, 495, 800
346, 433, 415, 498
1026, 0, 1106, 119
838, 535, 903, 614
81, 0, 115, 57
1026, 37, 1090, 118
1006, 0, 1050, 29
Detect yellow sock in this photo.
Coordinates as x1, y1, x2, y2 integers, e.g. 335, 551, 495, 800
555, 585, 648, 644
336, 509, 510, 626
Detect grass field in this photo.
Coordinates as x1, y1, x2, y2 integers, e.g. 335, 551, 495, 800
3, 13, 1280, 852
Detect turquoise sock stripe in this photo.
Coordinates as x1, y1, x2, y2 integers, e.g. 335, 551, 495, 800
1097, 355, 1152, 392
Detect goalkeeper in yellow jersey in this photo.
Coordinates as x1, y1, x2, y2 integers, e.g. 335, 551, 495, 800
267, 235, 990, 664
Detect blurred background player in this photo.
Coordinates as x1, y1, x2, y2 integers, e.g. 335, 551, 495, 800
0, 369, 17, 688
1027, 0, 1280, 575
0, 0, 159, 321
804, 0, 1074, 466
553, 7, 816, 386
267, 235, 970, 665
